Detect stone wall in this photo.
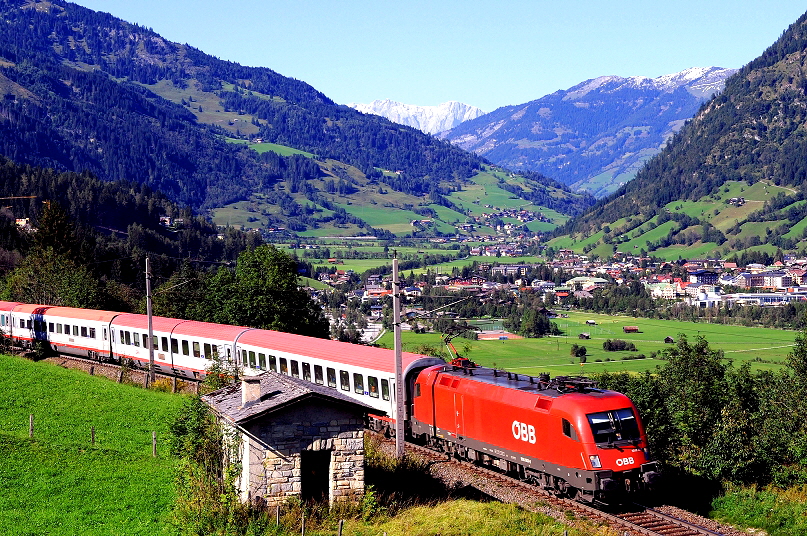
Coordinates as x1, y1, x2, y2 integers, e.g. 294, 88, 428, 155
237, 401, 365, 506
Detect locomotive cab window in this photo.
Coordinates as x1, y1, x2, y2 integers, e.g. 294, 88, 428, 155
314, 365, 324, 385
562, 418, 579, 441
587, 408, 640, 446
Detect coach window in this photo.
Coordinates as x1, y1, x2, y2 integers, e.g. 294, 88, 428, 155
268, 355, 277, 372
340, 370, 350, 391
48, 322, 54, 333
368, 376, 379, 398
258, 353, 266, 369
314, 365, 324, 385
182, 340, 190, 356
241, 350, 247, 366
73, 326, 79, 336
124, 331, 131, 346
562, 419, 579, 441
279, 358, 288, 374
18, 319, 23, 329
110, 329, 115, 343
302, 363, 311, 381
353, 373, 364, 394
144, 334, 150, 348
248, 351, 256, 368
103, 328, 107, 341
171, 338, 178, 353
57, 323, 63, 334
327, 367, 337, 388
27, 320, 31, 330
133, 332, 140, 347
211, 345, 219, 359
161, 337, 168, 352
204, 343, 212, 360
291, 360, 300, 378
80, 326, 87, 338
89, 328, 96, 339
193, 342, 201, 358
381, 379, 390, 401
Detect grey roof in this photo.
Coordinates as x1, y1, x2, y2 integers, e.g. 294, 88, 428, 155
202, 371, 375, 424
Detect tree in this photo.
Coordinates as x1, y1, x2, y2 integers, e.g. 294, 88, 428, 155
228, 245, 329, 338
3, 248, 105, 308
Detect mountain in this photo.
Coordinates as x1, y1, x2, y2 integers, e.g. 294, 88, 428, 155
0, 0, 590, 237
550, 10, 807, 261
441, 67, 736, 198
347, 99, 485, 135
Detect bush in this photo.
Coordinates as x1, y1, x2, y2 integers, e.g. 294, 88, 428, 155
603, 339, 637, 352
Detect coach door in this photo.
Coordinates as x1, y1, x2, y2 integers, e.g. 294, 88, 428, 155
454, 393, 465, 439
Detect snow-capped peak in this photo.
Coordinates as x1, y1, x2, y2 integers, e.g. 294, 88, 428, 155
347, 99, 486, 135
563, 67, 737, 100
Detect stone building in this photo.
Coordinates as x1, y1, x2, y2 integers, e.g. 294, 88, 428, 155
203, 372, 373, 506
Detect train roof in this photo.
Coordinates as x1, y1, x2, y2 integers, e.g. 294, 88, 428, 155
12, 304, 53, 314
111, 314, 248, 341
0, 301, 21, 312
40, 307, 121, 322
437, 365, 625, 400
112, 313, 186, 332
237, 329, 443, 374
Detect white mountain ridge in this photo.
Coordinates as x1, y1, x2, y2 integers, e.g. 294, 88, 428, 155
347, 99, 486, 135
563, 67, 736, 100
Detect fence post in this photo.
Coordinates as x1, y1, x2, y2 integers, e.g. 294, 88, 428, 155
89, 365, 94, 376
29, 414, 33, 438
276, 505, 280, 526
172, 377, 177, 393
152, 431, 156, 457
337, 519, 344, 536
301, 510, 305, 536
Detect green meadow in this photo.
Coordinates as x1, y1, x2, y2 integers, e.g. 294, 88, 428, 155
378, 311, 797, 376
0, 355, 183, 535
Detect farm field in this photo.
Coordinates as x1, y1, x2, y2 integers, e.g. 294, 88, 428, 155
377, 311, 797, 376
0, 355, 183, 536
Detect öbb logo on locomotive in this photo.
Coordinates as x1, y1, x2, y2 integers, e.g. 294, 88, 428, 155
512, 420, 537, 444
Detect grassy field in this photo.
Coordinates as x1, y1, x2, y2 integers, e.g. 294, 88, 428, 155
378, 311, 797, 376
0, 355, 183, 535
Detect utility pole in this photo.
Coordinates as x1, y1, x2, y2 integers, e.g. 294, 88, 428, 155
393, 250, 405, 458
145, 257, 155, 383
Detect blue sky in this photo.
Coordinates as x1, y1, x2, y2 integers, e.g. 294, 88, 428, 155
72, 1, 807, 112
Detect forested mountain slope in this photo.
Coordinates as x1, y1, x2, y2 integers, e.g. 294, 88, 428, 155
550, 9, 807, 260
0, 0, 590, 234
442, 68, 735, 198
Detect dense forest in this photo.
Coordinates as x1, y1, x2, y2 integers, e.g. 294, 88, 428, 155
0, 0, 589, 227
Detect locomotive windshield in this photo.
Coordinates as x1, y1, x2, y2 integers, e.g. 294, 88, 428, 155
586, 408, 640, 446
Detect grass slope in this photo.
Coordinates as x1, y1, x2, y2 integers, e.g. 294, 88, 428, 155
378, 311, 796, 376
0, 355, 183, 536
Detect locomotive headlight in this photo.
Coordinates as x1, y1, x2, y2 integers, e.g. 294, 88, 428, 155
589, 455, 602, 468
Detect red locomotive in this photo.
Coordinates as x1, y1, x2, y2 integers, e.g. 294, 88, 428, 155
409, 361, 660, 502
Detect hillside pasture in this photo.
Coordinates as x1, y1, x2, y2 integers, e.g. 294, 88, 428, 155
0, 355, 183, 535
378, 311, 796, 377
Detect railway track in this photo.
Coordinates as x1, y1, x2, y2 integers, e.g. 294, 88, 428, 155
375, 434, 741, 536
